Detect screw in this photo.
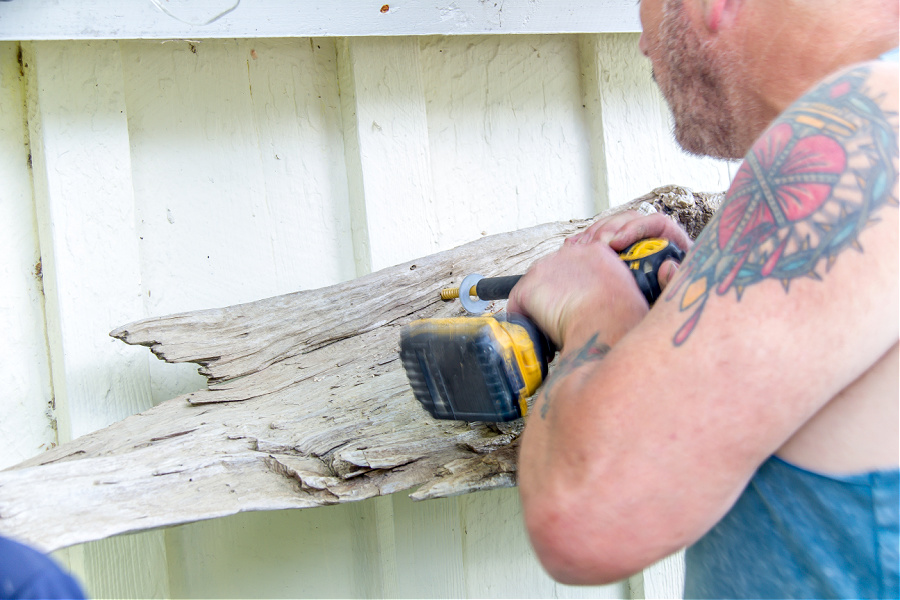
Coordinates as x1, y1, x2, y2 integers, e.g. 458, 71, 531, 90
440, 285, 477, 301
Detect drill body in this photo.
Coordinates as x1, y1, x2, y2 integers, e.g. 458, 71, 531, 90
400, 239, 684, 422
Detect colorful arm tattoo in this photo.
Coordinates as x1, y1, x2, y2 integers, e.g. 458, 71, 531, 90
538, 333, 611, 419
665, 66, 899, 346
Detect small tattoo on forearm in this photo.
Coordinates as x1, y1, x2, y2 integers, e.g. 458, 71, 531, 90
538, 333, 611, 419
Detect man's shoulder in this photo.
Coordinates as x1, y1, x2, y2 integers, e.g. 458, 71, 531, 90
796, 54, 899, 120
768, 55, 898, 176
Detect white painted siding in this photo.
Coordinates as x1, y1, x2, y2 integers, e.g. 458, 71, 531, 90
1, 33, 733, 599
0, 42, 56, 467
0, 0, 642, 40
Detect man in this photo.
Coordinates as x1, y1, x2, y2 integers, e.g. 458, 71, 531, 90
508, 0, 898, 596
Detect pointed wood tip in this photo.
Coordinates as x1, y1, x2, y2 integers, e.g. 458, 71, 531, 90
109, 325, 128, 341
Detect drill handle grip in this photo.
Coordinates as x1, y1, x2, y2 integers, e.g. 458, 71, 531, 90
474, 275, 523, 301
620, 239, 685, 305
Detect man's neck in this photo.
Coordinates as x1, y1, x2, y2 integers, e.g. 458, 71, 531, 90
738, 0, 898, 132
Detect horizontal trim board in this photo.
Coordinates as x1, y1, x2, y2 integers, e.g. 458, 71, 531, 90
0, 0, 640, 41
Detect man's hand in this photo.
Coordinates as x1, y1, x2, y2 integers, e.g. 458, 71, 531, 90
507, 211, 692, 349
570, 210, 693, 287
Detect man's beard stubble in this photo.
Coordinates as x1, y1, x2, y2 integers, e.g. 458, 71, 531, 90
656, 0, 748, 160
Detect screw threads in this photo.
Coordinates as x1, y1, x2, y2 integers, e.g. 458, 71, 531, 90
440, 287, 460, 301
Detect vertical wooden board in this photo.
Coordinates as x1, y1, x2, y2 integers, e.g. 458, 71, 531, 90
243, 38, 356, 289
346, 496, 398, 598
117, 38, 368, 597
581, 33, 736, 206
335, 37, 369, 274
389, 494, 467, 598
120, 38, 353, 316
0, 42, 57, 469
635, 551, 685, 599
165, 507, 367, 598
24, 39, 153, 443
338, 36, 440, 274
578, 33, 612, 213
458, 488, 627, 599
24, 39, 169, 599
69, 534, 170, 599
339, 39, 468, 593
420, 35, 595, 251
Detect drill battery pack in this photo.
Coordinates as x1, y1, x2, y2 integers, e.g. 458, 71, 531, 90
399, 315, 553, 421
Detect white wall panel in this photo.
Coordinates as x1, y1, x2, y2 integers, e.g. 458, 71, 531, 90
0, 43, 56, 469
119, 38, 356, 402
23, 40, 170, 599
121, 38, 355, 314
166, 505, 374, 598
338, 36, 440, 274
422, 35, 597, 251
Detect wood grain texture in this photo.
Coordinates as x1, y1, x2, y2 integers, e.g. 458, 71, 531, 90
0, 188, 721, 555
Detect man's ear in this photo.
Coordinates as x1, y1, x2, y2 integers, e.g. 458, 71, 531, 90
700, 0, 737, 32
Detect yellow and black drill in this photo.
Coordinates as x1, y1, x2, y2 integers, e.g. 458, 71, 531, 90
399, 238, 684, 422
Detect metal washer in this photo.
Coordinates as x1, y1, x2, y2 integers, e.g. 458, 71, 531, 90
459, 273, 489, 314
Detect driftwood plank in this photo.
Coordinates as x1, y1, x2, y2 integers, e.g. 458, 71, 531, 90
0, 186, 722, 553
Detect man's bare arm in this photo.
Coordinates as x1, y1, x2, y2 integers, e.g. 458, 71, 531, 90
512, 62, 899, 585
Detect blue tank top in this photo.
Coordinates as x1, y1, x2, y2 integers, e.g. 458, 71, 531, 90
685, 456, 899, 599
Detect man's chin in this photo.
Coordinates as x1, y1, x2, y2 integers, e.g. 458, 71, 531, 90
673, 122, 745, 161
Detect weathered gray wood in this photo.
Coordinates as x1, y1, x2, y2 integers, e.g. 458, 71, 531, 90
0, 186, 722, 553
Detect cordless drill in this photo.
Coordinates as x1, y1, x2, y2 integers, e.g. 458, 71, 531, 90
399, 238, 684, 422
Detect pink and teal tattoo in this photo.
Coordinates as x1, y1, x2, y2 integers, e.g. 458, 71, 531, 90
665, 66, 899, 345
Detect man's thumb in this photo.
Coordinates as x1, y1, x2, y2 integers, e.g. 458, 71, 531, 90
658, 259, 681, 289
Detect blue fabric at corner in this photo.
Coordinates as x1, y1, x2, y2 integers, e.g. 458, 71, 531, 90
685, 456, 899, 599
0, 536, 85, 600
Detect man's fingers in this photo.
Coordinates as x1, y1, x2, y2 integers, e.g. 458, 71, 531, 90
569, 210, 642, 245
610, 213, 693, 252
